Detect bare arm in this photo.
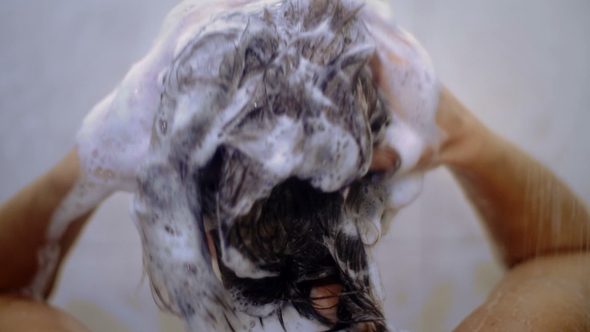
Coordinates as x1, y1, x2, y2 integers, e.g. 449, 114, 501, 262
454, 251, 590, 332
433, 87, 590, 332
436, 87, 590, 267
0, 149, 96, 298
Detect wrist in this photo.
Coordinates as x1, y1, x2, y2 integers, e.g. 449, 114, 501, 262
435, 87, 494, 170
0, 149, 82, 294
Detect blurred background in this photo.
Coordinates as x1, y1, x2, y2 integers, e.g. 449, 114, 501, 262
1, 0, 589, 331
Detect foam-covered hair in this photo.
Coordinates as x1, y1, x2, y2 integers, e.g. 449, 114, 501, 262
132, 0, 393, 331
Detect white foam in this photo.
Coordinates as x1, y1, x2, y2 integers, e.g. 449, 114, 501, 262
23, 0, 233, 301
25, 1, 437, 331
222, 247, 278, 279
131, 1, 390, 330
360, 4, 441, 176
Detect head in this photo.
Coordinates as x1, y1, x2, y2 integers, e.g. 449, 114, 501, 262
137, 0, 394, 330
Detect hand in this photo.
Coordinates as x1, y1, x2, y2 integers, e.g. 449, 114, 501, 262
312, 9, 590, 332
356, 8, 445, 225
303, 11, 446, 328
361, 8, 442, 175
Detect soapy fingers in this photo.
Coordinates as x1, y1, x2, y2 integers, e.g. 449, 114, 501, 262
361, 8, 442, 175
369, 145, 400, 173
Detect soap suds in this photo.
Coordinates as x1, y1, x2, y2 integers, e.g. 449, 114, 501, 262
133, 0, 393, 330
25, 1, 439, 332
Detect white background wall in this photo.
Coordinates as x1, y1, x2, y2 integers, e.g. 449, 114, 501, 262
1, 0, 589, 331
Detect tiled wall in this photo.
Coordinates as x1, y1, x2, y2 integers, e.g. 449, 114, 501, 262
1, 1, 588, 331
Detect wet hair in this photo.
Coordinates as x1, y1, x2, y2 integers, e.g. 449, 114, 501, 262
135, 0, 392, 331
201, 159, 388, 331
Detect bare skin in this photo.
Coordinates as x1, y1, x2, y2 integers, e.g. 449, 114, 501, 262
0, 150, 97, 297
0, 149, 96, 331
0, 294, 91, 332
312, 86, 590, 331
436, 88, 590, 332
365, 14, 589, 330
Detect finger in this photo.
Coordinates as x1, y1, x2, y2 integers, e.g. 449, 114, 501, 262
369, 145, 401, 173
310, 282, 342, 324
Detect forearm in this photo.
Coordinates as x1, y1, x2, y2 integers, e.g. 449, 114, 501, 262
0, 150, 95, 297
437, 87, 590, 266
453, 252, 590, 332
0, 294, 91, 332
